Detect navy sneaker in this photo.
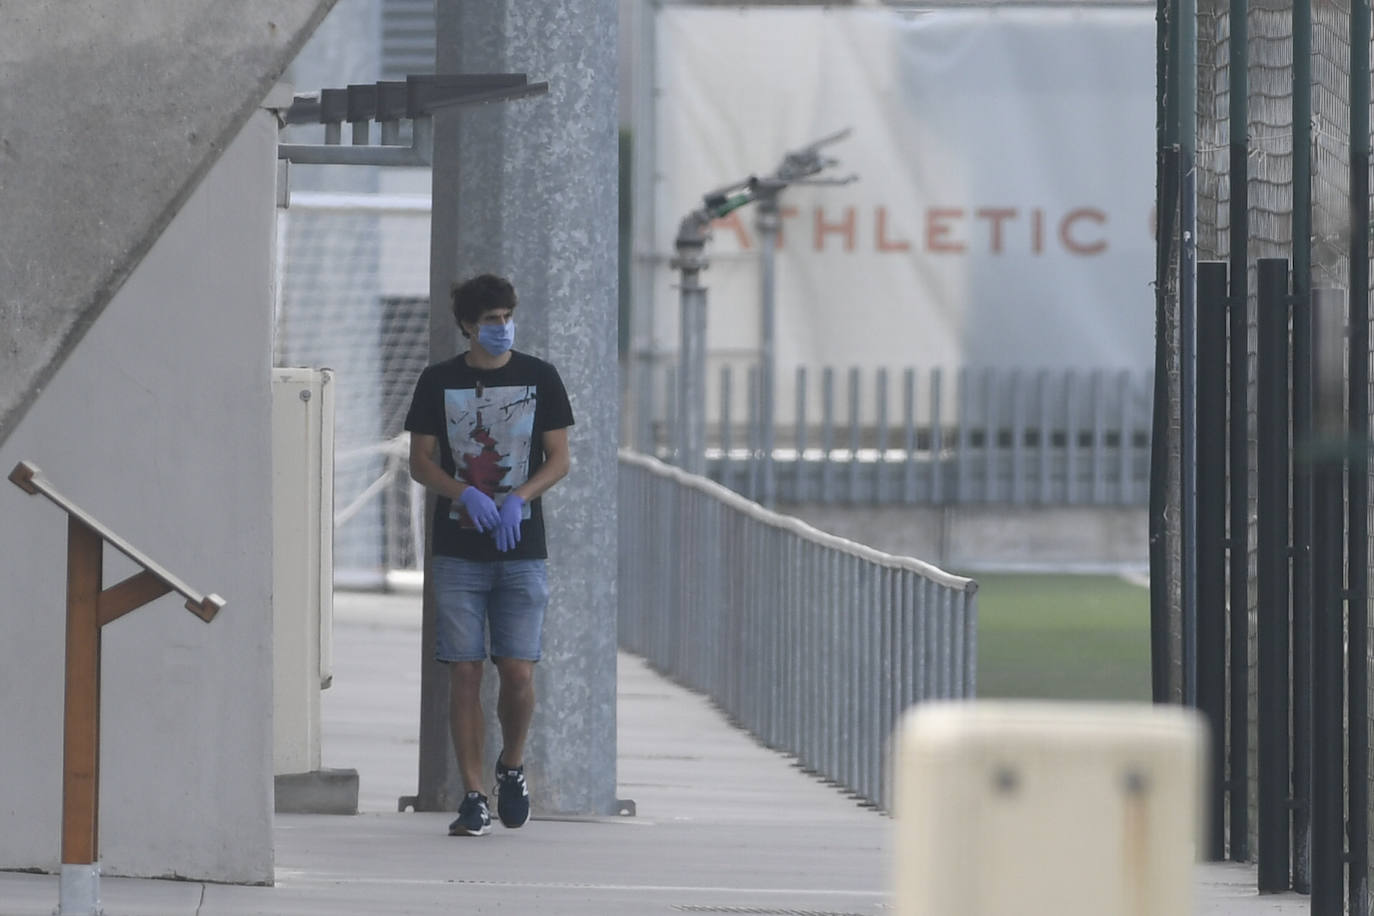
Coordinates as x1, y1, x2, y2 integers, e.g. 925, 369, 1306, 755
448, 792, 491, 836
494, 759, 531, 828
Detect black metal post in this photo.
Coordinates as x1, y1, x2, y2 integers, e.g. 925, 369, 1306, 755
1226, 4, 1250, 855
1309, 289, 1346, 916
1309, 469, 1345, 914
1256, 257, 1292, 891
1150, 149, 1181, 705
1290, 0, 1315, 891
1178, 0, 1200, 714
1291, 286, 1316, 896
1291, 271, 1315, 897
1197, 261, 1229, 861
1226, 246, 1251, 864
1347, 0, 1370, 905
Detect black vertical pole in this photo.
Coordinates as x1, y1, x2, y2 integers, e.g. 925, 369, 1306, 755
1310, 459, 1345, 916
1309, 475, 1345, 915
1151, 199, 1178, 703
1291, 273, 1315, 894
1228, 270, 1252, 860
1151, 0, 1181, 705
1198, 261, 1229, 861
1310, 290, 1346, 916
1256, 257, 1292, 891
1347, 0, 1370, 907
1290, 0, 1315, 892
1178, 0, 1200, 714
1226, 0, 1250, 858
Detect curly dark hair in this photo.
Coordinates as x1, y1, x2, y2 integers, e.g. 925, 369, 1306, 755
451, 274, 518, 339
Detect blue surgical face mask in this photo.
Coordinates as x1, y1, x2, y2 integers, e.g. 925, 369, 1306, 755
477, 320, 515, 357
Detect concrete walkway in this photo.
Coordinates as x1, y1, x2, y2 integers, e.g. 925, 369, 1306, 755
0, 591, 1309, 915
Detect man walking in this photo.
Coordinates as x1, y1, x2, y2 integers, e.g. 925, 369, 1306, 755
405, 274, 574, 836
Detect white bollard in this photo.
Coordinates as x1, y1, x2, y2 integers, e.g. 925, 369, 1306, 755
57, 862, 101, 916
893, 702, 1206, 916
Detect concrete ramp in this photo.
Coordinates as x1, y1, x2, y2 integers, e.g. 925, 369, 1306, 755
0, 1, 336, 446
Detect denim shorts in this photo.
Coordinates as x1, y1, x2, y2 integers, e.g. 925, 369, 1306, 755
430, 556, 549, 663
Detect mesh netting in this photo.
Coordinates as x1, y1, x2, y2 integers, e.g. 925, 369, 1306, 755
1189, 0, 1373, 875
274, 198, 432, 577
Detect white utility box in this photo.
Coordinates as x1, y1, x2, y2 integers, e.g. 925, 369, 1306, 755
893, 702, 1206, 916
271, 367, 335, 776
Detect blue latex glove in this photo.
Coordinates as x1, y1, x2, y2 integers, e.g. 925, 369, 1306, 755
459, 486, 500, 532
493, 494, 525, 552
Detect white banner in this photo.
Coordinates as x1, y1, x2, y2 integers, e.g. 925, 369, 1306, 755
649, 5, 1156, 413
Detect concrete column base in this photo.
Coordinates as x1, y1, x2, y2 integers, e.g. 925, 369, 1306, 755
274, 768, 359, 815
56, 862, 101, 916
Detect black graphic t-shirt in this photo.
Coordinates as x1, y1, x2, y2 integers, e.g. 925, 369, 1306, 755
403, 350, 574, 561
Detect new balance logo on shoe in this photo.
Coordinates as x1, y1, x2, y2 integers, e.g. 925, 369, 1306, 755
449, 791, 492, 837
494, 759, 531, 829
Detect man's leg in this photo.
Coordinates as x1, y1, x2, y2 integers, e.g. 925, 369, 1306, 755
494, 657, 535, 767
449, 660, 486, 792
430, 556, 495, 835
488, 560, 548, 766
488, 560, 548, 828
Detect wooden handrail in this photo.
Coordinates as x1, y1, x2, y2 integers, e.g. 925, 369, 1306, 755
9, 461, 224, 621
8, 459, 225, 916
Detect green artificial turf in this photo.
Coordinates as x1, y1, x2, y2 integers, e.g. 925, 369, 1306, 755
971, 573, 1152, 702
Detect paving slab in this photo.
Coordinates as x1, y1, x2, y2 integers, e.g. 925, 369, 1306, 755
0, 590, 1310, 915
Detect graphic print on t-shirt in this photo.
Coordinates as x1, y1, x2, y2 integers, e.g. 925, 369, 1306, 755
445, 385, 536, 526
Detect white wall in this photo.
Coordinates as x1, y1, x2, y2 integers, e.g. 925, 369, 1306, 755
0, 107, 278, 883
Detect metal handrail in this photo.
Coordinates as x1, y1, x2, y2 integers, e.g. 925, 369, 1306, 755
618, 449, 977, 591
618, 449, 977, 812
10, 462, 224, 619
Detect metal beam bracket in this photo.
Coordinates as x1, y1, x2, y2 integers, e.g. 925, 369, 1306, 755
277, 74, 549, 168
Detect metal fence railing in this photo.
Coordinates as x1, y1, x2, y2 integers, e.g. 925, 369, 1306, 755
632, 364, 1153, 507
618, 449, 978, 811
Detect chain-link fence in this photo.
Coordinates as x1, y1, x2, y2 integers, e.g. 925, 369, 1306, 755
1174, 0, 1374, 901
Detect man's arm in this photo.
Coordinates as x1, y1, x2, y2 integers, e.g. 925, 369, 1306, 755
513, 427, 571, 502
409, 433, 469, 501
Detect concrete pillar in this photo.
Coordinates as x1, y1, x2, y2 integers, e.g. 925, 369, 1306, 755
420, 0, 619, 815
